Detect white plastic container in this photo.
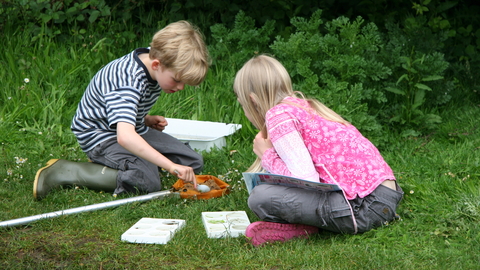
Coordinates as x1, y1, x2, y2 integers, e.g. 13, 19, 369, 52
164, 118, 242, 152
202, 211, 251, 238
121, 218, 186, 244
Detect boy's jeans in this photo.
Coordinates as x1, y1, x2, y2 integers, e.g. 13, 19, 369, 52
86, 128, 203, 195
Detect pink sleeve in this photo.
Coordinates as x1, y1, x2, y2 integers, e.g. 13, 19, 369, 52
261, 113, 320, 182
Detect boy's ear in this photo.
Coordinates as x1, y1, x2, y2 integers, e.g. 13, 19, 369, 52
152, 59, 161, 70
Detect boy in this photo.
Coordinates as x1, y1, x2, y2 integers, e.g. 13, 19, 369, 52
33, 21, 210, 200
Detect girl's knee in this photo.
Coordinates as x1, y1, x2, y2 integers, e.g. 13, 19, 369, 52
247, 185, 271, 209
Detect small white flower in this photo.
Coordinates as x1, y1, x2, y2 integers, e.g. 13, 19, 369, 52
38, 132, 42, 135
24, 78, 30, 83
15, 157, 28, 164
8, 97, 11, 100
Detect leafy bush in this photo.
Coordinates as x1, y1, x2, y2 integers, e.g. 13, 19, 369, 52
393, 0, 480, 105
209, 10, 275, 69
271, 10, 389, 141
380, 14, 453, 136
0, 0, 112, 39
2, 0, 477, 140
209, 9, 457, 140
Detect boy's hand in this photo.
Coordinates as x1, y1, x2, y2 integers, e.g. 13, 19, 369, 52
117, 122, 197, 188
170, 165, 197, 189
145, 115, 168, 131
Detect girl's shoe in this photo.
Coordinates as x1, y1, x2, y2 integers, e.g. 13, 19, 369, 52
245, 221, 319, 246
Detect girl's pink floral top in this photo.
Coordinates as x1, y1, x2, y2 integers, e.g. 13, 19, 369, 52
261, 96, 396, 200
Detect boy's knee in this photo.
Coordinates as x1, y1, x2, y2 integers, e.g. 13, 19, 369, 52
191, 155, 204, 174
117, 159, 161, 193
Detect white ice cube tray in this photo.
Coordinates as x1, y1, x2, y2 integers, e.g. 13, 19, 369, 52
202, 211, 251, 238
121, 218, 186, 244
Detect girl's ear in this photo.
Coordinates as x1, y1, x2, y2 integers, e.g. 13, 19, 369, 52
249, 94, 257, 106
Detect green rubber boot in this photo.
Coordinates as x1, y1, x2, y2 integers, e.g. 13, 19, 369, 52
33, 159, 118, 200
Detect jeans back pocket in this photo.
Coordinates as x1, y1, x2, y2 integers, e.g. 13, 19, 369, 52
367, 200, 395, 229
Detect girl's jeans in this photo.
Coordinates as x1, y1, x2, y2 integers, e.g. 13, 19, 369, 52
248, 182, 403, 234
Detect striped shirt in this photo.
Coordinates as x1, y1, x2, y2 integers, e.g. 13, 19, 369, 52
71, 48, 161, 152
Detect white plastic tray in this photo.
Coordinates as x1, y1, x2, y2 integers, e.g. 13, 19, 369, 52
164, 118, 242, 152
121, 218, 186, 244
202, 211, 250, 238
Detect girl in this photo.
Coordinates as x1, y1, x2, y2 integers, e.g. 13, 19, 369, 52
234, 55, 403, 246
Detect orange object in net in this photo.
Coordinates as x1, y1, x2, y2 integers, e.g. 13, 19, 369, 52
172, 175, 230, 200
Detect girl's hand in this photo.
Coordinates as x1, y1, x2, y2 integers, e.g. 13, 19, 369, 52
169, 164, 197, 189
253, 131, 273, 159
145, 115, 168, 131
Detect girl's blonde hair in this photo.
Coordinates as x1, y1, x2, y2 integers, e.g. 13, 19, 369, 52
234, 54, 349, 172
150, 20, 210, 86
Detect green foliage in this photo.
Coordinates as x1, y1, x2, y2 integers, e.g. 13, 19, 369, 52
384, 52, 448, 136
2, 0, 476, 139
271, 10, 390, 140
0, 0, 111, 39
380, 12, 453, 135
406, 0, 480, 102
209, 10, 275, 69
207, 7, 466, 139
151, 0, 322, 39
0, 25, 115, 133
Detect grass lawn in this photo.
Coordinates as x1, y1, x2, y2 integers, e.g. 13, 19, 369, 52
1, 102, 479, 269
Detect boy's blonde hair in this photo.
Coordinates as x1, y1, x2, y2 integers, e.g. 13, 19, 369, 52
234, 54, 349, 172
150, 20, 209, 86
